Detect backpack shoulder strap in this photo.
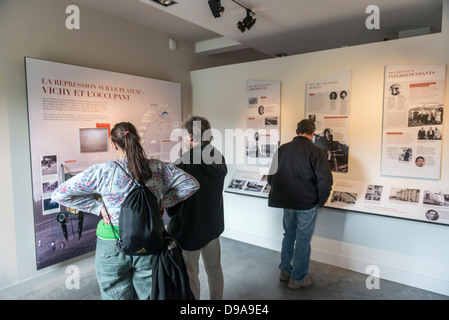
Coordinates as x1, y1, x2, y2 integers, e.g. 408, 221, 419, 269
114, 160, 129, 176
103, 201, 121, 245
115, 160, 139, 186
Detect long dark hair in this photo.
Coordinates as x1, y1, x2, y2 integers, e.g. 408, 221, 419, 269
110, 122, 152, 185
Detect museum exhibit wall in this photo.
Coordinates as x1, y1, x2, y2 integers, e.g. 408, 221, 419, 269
0, 0, 249, 297
190, 2, 449, 295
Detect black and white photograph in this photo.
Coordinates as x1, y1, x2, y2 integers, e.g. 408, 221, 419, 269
41, 155, 57, 175
248, 96, 258, 104
425, 209, 440, 221
42, 180, 58, 195
314, 127, 349, 172
227, 179, 247, 190
244, 181, 264, 192
264, 117, 278, 126
389, 187, 420, 204
330, 191, 357, 205
423, 190, 449, 207
398, 147, 412, 162
408, 104, 443, 128
365, 184, 383, 201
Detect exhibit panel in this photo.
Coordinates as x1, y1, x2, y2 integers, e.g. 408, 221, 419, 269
324, 178, 449, 226
306, 70, 351, 173
225, 169, 270, 198
303, 66, 448, 226
381, 65, 446, 180
25, 57, 181, 269
221, 66, 448, 226
246, 80, 280, 166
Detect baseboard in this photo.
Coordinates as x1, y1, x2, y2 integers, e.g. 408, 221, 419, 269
222, 228, 449, 297
222, 228, 282, 252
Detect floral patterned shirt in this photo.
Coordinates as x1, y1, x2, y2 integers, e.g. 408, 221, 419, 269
51, 158, 199, 227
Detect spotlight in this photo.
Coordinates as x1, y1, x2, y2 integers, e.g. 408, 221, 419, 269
237, 21, 246, 32
151, 0, 177, 6
237, 8, 256, 32
208, 0, 224, 18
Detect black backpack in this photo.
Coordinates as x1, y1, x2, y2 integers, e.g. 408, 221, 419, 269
108, 161, 164, 255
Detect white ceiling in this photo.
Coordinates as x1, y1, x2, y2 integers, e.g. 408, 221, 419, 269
72, 0, 443, 61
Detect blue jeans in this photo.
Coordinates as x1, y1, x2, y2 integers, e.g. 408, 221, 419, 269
95, 238, 153, 300
279, 205, 318, 282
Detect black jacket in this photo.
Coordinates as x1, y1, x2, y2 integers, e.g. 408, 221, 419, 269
267, 136, 333, 210
166, 143, 227, 251
151, 232, 195, 300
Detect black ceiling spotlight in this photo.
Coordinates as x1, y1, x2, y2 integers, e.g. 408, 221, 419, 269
208, 0, 225, 18
237, 8, 256, 32
230, 0, 256, 32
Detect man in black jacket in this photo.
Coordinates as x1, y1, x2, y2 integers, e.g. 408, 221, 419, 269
267, 119, 333, 289
167, 116, 227, 300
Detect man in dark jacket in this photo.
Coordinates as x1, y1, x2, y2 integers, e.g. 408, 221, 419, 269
267, 119, 333, 289
167, 116, 227, 300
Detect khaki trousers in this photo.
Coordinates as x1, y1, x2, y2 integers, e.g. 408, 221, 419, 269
182, 237, 224, 300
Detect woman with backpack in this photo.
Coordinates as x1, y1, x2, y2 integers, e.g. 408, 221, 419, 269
51, 122, 199, 300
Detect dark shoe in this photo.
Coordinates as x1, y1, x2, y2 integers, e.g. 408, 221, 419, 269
288, 275, 313, 289
279, 270, 290, 282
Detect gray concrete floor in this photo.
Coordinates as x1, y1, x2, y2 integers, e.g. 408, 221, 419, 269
18, 237, 448, 300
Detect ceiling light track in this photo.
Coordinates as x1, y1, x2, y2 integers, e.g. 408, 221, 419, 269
230, 0, 249, 11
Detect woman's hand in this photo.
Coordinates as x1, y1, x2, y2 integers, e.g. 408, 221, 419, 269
100, 205, 110, 224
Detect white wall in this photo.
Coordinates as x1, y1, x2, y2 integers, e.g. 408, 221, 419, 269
191, 1, 449, 295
